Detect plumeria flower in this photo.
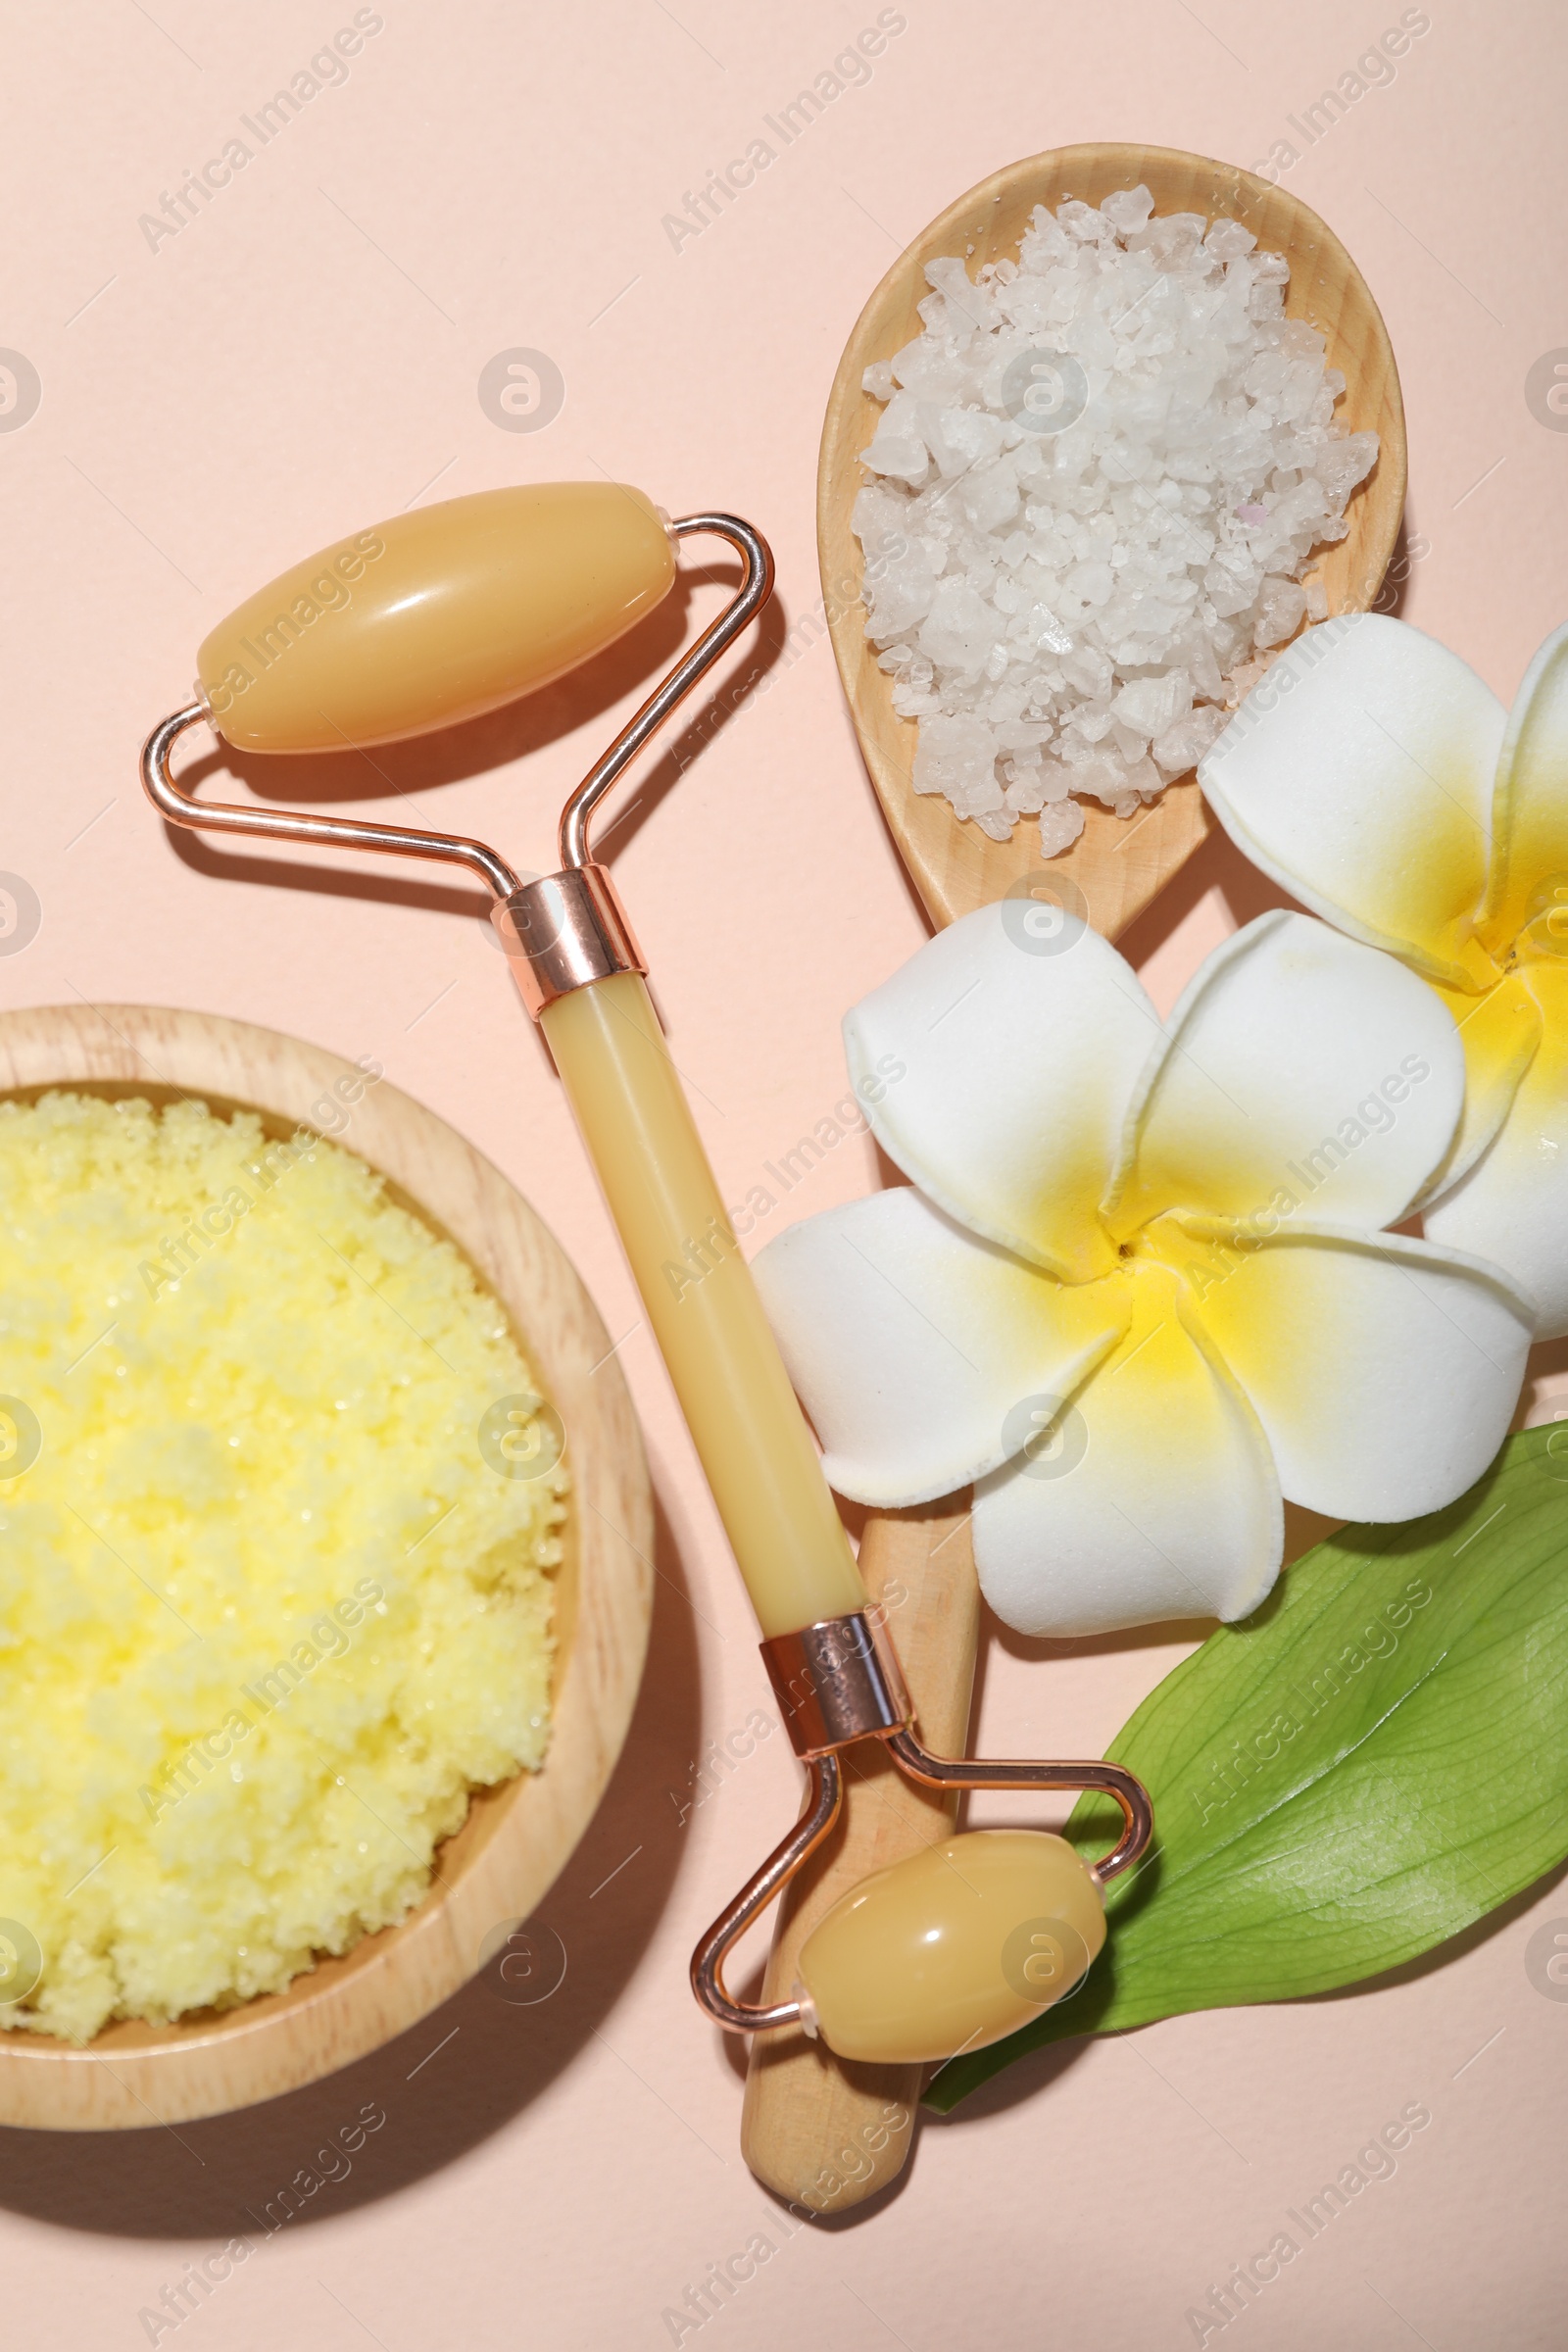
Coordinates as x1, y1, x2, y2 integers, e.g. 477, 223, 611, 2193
1200, 613, 1568, 1334
754, 904, 1532, 1636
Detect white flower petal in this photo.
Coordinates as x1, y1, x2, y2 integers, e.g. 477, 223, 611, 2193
971, 1267, 1282, 1637
1107, 911, 1464, 1234
1479, 621, 1568, 956
1425, 958, 1568, 1337
844, 900, 1158, 1282
1191, 1222, 1533, 1518
1199, 615, 1506, 991
753, 1187, 1131, 1508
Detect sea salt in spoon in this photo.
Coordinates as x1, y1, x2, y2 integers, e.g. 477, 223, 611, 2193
818, 141, 1406, 930
741, 141, 1406, 2211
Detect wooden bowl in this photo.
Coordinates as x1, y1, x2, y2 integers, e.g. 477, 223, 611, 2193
818, 141, 1408, 934
0, 1004, 653, 2130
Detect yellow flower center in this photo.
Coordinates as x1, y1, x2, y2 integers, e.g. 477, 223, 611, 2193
1510, 872, 1568, 971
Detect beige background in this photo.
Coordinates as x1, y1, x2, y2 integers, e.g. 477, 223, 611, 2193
2, 1, 1566, 2344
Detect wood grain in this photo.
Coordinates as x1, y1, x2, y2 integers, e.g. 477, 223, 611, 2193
743, 142, 1408, 2207
0, 1002, 653, 2130
817, 141, 1407, 936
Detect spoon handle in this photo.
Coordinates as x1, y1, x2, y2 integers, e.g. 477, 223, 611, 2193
740, 1496, 979, 2212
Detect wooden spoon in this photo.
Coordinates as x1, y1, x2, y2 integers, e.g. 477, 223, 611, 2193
741, 143, 1405, 2211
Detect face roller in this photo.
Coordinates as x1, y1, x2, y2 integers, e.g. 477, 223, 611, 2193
140, 482, 1152, 2066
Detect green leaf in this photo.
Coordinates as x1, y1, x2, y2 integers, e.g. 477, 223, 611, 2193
926, 1425, 1568, 2113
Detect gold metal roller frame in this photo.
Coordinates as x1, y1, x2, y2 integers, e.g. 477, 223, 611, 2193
140, 483, 1152, 2068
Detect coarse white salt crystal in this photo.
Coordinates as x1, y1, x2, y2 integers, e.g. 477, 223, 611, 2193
1038, 798, 1086, 856
854, 185, 1379, 856
1253, 577, 1307, 647
1152, 705, 1228, 774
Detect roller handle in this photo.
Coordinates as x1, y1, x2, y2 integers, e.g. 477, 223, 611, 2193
537, 971, 866, 1642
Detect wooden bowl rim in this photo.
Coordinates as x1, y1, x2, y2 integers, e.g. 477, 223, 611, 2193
0, 1002, 654, 2129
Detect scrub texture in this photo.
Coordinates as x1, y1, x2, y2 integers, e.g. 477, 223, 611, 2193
0, 1092, 564, 2042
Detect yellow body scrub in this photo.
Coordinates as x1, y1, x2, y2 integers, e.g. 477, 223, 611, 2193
0, 1091, 564, 2042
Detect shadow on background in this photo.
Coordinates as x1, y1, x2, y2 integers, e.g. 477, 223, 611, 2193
1308, 1852, 1568, 2000
922, 2030, 1096, 2128
1111, 815, 1308, 976
0, 1490, 702, 2242
926, 1851, 1568, 2134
